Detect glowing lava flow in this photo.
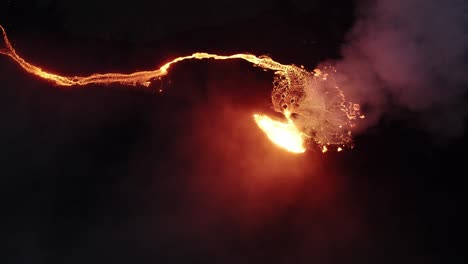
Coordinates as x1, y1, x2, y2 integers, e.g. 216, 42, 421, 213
1, 25, 292, 87
254, 111, 306, 153
0, 24, 362, 153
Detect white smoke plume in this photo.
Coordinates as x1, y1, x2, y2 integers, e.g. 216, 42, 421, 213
329, 0, 468, 140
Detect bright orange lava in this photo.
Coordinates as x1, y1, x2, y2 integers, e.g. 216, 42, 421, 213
0, 24, 312, 153
253, 112, 306, 153
1, 25, 293, 87
0, 24, 361, 154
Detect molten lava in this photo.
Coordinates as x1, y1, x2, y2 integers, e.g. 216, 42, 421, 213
0, 25, 295, 87
253, 112, 306, 153
0, 24, 362, 153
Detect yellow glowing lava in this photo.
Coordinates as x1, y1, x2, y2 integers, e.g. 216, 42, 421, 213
253, 112, 306, 153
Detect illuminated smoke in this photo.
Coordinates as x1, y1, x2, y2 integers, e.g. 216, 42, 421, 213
328, 0, 468, 139
272, 66, 362, 149
0, 24, 361, 151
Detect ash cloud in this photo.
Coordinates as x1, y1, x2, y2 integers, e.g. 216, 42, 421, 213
330, 0, 468, 139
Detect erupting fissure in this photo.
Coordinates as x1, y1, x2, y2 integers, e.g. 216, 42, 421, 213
0, 24, 362, 153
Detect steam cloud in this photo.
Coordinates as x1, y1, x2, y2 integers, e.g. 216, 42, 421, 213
329, 0, 468, 139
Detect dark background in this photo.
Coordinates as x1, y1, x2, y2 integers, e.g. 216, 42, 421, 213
0, 0, 466, 263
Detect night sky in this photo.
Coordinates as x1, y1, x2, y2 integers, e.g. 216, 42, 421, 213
1, 1, 466, 263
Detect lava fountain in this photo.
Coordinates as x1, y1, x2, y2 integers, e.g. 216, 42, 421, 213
253, 111, 306, 153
